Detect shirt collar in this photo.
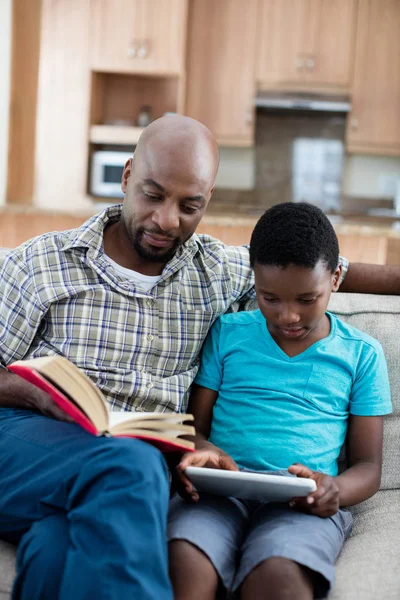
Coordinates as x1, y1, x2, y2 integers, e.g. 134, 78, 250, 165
60, 203, 205, 259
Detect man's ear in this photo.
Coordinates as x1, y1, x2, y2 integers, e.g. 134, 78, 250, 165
121, 158, 133, 194
331, 264, 342, 292
206, 185, 215, 205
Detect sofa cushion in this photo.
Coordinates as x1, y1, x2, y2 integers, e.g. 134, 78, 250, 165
328, 293, 400, 491
331, 489, 400, 600
0, 541, 16, 597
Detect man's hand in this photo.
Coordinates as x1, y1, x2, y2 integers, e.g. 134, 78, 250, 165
30, 391, 75, 423
176, 448, 239, 502
288, 463, 340, 518
0, 370, 75, 423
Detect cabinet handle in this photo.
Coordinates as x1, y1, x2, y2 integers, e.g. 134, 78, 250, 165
306, 57, 315, 71
245, 107, 253, 126
350, 118, 359, 130
137, 41, 150, 59
295, 56, 304, 71
128, 42, 137, 58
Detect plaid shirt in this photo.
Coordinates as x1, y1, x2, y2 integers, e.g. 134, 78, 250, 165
0, 206, 348, 413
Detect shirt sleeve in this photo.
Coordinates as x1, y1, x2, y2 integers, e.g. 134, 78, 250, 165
338, 255, 348, 287
194, 318, 224, 392
0, 250, 46, 368
350, 341, 392, 416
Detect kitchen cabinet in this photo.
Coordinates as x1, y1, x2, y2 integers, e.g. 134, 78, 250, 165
90, 0, 188, 75
346, 0, 400, 156
257, 0, 358, 92
185, 0, 258, 147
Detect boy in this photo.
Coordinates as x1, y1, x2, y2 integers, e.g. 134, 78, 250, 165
168, 203, 392, 600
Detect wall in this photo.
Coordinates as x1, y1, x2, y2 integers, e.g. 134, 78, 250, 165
215, 147, 255, 190
343, 155, 400, 199
0, 0, 12, 207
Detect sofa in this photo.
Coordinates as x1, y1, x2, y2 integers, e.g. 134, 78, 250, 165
0, 244, 399, 597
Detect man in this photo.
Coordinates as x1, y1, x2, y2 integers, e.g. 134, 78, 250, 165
0, 115, 399, 599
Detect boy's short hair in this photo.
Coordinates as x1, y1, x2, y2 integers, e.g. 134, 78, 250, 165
249, 202, 339, 273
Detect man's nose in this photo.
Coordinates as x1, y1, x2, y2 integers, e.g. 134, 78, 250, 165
152, 205, 179, 232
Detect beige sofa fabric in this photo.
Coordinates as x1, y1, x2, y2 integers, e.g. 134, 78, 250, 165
328, 293, 400, 491
0, 291, 399, 598
0, 542, 16, 598
328, 293, 400, 600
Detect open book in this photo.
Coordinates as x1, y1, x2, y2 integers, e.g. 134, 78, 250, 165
8, 356, 195, 453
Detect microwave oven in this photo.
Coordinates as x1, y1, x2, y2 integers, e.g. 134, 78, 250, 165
90, 150, 133, 198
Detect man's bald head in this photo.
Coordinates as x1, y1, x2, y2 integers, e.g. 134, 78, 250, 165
117, 116, 220, 274
133, 115, 220, 186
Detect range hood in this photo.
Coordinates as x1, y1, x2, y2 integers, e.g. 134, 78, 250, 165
255, 91, 351, 112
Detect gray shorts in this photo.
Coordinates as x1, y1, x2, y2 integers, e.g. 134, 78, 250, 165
168, 494, 353, 598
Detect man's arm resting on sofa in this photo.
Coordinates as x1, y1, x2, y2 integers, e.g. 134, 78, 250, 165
340, 263, 400, 295
0, 369, 73, 422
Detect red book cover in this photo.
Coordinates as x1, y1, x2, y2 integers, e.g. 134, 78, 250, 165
8, 363, 194, 453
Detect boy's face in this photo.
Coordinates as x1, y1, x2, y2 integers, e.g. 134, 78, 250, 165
254, 260, 341, 344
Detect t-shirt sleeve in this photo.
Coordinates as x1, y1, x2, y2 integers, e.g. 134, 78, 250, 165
350, 341, 392, 416
194, 318, 224, 392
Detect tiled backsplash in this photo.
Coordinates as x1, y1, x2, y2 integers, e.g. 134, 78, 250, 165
255, 109, 346, 209
215, 108, 400, 211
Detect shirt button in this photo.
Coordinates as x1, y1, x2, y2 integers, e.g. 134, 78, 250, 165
146, 382, 153, 389
141, 368, 147, 374
146, 334, 154, 342
146, 298, 154, 307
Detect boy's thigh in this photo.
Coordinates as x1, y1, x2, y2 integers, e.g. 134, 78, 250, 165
168, 494, 248, 591
235, 504, 353, 598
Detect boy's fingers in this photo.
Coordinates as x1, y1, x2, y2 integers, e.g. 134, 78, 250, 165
177, 453, 195, 471
176, 469, 192, 490
219, 455, 239, 471
288, 463, 314, 478
178, 452, 208, 471
312, 486, 338, 509
289, 497, 311, 512
308, 485, 327, 502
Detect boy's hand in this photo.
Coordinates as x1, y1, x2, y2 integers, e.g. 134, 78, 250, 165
176, 449, 239, 502
288, 463, 340, 518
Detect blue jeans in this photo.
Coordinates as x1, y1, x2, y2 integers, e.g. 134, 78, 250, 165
0, 408, 173, 600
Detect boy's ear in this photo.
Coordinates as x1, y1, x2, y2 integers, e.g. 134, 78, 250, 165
331, 264, 342, 292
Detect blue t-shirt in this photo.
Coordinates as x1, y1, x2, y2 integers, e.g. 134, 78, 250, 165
194, 310, 392, 476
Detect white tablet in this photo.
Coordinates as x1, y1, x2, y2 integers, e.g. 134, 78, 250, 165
185, 467, 317, 502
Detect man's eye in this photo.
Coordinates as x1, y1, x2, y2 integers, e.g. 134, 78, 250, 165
181, 205, 199, 214
264, 298, 278, 304
145, 193, 161, 201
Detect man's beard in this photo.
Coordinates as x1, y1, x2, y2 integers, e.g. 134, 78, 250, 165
132, 226, 181, 263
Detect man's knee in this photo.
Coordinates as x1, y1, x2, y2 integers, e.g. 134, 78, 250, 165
81, 437, 169, 495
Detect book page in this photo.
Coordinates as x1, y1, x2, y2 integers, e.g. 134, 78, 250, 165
108, 411, 194, 429
108, 411, 141, 428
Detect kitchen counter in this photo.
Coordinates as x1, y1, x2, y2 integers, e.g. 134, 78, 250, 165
203, 189, 400, 232
1, 197, 400, 265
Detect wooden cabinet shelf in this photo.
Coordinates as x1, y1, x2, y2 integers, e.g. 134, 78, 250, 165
185, 0, 258, 147
346, 0, 400, 156
90, 0, 188, 76
89, 125, 144, 145
257, 0, 358, 93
